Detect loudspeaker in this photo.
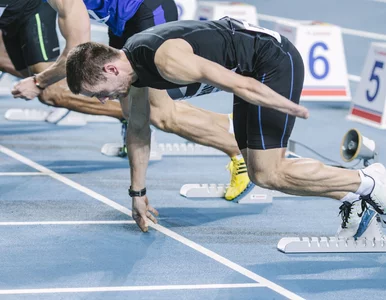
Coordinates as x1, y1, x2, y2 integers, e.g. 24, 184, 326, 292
340, 129, 377, 166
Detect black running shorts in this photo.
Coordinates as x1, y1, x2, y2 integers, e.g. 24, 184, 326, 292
2, 1, 59, 71
233, 36, 305, 150
108, 0, 178, 49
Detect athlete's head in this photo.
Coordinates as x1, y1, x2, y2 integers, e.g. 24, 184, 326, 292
66, 42, 133, 103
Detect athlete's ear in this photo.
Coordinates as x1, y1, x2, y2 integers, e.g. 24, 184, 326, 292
103, 64, 119, 76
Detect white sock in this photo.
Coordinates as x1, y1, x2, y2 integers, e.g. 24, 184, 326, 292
340, 192, 359, 203
235, 154, 243, 160
356, 170, 375, 196
228, 113, 234, 134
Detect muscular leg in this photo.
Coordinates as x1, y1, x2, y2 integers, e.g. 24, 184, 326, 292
148, 88, 239, 157
246, 148, 359, 200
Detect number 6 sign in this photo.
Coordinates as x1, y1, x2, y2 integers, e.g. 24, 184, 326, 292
274, 20, 351, 101
348, 43, 386, 129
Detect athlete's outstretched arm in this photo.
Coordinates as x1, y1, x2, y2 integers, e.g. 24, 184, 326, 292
12, 0, 90, 99
155, 39, 309, 119
120, 87, 158, 232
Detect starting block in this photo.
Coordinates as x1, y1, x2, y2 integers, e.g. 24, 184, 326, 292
278, 212, 386, 253
5, 108, 50, 121
5, 107, 119, 126
347, 43, 386, 129
179, 143, 300, 203
274, 20, 351, 101
158, 142, 224, 156
101, 143, 163, 161
101, 129, 226, 160
180, 183, 298, 204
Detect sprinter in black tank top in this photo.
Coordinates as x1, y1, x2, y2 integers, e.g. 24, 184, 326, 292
66, 18, 383, 235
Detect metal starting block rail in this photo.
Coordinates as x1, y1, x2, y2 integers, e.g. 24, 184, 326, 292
278, 213, 386, 253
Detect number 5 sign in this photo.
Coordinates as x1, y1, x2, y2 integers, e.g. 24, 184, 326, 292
348, 43, 386, 129
274, 20, 351, 101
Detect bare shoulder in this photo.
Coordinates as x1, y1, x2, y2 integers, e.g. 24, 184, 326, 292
155, 39, 193, 59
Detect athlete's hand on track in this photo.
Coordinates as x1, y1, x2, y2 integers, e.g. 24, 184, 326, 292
12, 77, 42, 100
132, 195, 159, 232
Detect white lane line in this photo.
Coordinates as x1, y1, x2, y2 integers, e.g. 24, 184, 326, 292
0, 172, 47, 176
0, 220, 136, 226
0, 144, 304, 300
258, 14, 386, 41
0, 283, 263, 295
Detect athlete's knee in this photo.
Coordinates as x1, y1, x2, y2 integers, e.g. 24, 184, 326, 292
249, 168, 280, 190
248, 160, 287, 190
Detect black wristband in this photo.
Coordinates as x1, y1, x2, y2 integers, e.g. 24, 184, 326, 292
128, 187, 146, 197
33, 75, 45, 90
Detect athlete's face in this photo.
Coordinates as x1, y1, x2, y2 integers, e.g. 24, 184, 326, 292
80, 64, 131, 103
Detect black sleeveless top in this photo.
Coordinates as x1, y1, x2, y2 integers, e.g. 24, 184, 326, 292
123, 18, 286, 99
0, 0, 40, 28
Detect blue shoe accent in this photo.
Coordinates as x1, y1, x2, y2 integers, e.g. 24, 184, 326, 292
353, 209, 376, 239
232, 182, 255, 203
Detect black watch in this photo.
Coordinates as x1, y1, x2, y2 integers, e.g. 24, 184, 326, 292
128, 187, 146, 197
33, 75, 45, 90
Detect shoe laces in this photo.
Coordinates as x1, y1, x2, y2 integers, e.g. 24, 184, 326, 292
359, 194, 383, 214
338, 201, 354, 229
339, 198, 372, 229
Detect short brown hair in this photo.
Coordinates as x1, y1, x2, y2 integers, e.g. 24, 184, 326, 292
66, 42, 120, 94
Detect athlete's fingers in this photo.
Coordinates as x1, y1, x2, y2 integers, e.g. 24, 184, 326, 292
133, 212, 148, 232
289, 105, 309, 119
139, 215, 149, 232
148, 205, 159, 217
146, 211, 158, 224
278, 102, 309, 119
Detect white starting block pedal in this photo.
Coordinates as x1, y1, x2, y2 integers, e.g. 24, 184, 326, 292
5, 107, 119, 126
158, 143, 225, 156
180, 183, 296, 204
278, 212, 386, 253
5, 108, 50, 121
